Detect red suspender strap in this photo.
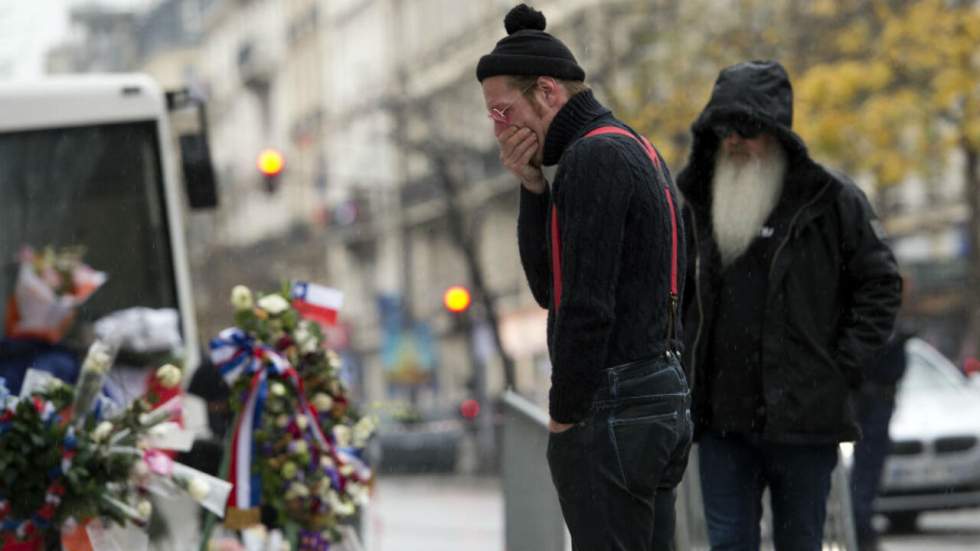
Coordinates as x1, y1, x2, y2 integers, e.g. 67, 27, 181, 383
550, 207, 563, 307
550, 126, 679, 323
582, 126, 679, 299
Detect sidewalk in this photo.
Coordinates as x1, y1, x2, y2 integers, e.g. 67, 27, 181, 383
364, 475, 503, 551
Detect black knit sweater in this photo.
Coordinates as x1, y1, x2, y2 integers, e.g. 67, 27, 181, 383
518, 90, 686, 423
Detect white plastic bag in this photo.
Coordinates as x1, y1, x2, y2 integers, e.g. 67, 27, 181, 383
94, 307, 182, 354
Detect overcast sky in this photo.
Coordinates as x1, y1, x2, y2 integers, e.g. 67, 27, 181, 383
0, 0, 153, 80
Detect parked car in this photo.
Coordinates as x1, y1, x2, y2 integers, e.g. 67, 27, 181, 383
874, 338, 980, 530
375, 405, 465, 474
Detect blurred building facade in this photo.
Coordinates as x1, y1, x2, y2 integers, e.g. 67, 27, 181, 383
881, 152, 972, 357
46, 4, 140, 74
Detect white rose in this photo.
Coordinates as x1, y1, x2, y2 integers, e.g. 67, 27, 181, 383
301, 337, 318, 354
314, 478, 331, 495
281, 462, 298, 479
333, 425, 352, 447
155, 364, 182, 389
276, 414, 290, 428
270, 382, 287, 397
339, 464, 354, 477
328, 492, 355, 516
133, 461, 150, 478
290, 440, 309, 456
295, 415, 309, 431
326, 350, 342, 371
257, 294, 290, 315
319, 456, 335, 469
353, 419, 375, 447
312, 393, 333, 412
82, 347, 112, 375
91, 421, 113, 442
294, 322, 319, 354
230, 285, 254, 311
136, 499, 153, 520
285, 482, 309, 499
188, 477, 211, 501
348, 482, 370, 505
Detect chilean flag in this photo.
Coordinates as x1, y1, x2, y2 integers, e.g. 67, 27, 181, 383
290, 281, 343, 325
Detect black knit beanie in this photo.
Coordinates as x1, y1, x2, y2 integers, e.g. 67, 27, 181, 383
476, 4, 585, 82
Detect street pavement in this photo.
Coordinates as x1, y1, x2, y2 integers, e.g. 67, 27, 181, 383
364, 475, 503, 551
153, 472, 978, 550
366, 474, 980, 551
879, 510, 980, 550
364, 475, 504, 551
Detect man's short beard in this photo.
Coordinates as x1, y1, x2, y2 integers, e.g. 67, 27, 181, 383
711, 143, 787, 266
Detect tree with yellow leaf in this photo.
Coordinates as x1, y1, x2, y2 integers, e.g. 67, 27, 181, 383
793, 0, 980, 350
608, 0, 978, 351
608, 0, 796, 167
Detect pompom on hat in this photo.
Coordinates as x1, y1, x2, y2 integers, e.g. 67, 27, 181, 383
476, 3, 585, 82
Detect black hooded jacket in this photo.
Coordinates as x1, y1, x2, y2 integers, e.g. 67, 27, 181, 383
676, 61, 902, 444
518, 90, 685, 423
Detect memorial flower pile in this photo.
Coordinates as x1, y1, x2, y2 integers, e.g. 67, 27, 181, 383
0, 341, 230, 551
210, 284, 374, 550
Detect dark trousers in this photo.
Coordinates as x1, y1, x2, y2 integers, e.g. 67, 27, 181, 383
547, 355, 693, 551
849, 387, 897, 545
698, 431, 838, 551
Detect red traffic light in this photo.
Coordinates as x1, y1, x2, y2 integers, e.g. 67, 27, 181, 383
443, 286, 472, 313
257, 148, 285, 176
460, 399, 480, 419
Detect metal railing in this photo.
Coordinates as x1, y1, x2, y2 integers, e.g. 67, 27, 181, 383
501, 390, 569, 551
502, 390, 857, 551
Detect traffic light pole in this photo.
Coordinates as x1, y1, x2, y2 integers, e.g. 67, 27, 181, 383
456, 308, 497, 473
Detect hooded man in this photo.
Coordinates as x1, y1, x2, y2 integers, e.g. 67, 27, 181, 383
676, 60, 902, 550
478, 4, 691, 550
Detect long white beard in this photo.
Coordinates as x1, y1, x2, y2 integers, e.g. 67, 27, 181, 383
711, 146, 787, 267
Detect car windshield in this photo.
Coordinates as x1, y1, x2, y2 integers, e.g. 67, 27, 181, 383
0, 122, 179, 339
900, 344, 965, 393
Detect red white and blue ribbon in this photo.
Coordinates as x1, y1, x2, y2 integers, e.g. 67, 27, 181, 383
336, 447, 372, 484
209, 328, 331, 514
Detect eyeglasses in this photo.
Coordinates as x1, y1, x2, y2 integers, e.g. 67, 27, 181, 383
488, 82, 537, 125
712, 120, 764, 140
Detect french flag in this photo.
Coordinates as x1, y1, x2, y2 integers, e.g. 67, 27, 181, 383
290, 281, 344, 326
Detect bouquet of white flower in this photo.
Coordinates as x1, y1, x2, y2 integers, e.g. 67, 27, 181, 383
4, 246, 106, 343
0, 342, 231, 551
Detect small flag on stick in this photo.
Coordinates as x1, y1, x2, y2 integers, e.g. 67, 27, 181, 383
290, 282, 343, 325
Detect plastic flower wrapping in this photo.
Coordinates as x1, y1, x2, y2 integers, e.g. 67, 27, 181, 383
0, 341, 231, 551
210, 283, 374, 550
4, 246, 107, 343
